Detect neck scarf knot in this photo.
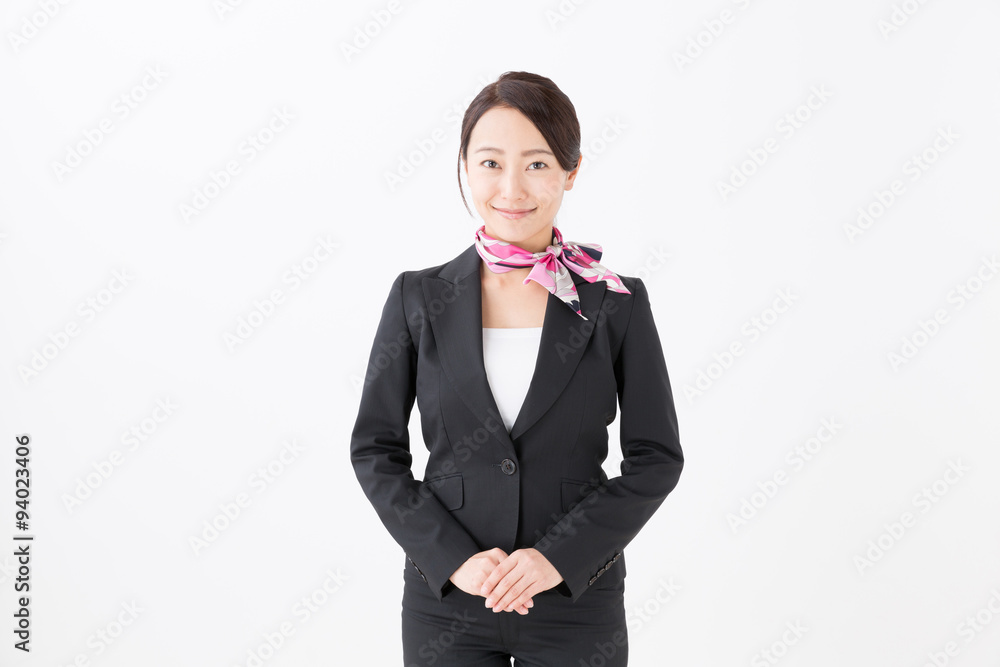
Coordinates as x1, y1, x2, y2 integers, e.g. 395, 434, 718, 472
474, 224, 630, 321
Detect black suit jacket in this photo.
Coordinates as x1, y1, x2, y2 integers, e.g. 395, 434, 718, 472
350, 242, 683, 603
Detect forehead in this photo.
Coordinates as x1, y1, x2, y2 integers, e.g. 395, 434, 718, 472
470, 106, 548, 147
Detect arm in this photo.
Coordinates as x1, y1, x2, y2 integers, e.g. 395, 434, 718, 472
349, 271, 483, 602
533, 277, 684, 602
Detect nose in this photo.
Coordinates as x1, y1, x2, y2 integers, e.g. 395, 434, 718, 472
499, 169, 527, 201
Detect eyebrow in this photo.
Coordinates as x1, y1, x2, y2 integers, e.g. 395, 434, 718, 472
473, 147, 554, 157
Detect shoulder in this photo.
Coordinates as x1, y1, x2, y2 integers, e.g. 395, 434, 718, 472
600, 273, 649, 319
387, 244, 478, 298
378, 248, 473, 333
395, 261, 452, 286
387, 261, 459, 302
614, 274, 645, 297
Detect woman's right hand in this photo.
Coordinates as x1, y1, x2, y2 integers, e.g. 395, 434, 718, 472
449, 548, 534, 614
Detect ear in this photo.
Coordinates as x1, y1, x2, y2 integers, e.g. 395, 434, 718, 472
564, 155, 583, 191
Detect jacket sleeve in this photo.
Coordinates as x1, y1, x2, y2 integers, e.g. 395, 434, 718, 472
349, 271, 483, 602
532, 277, 684, 603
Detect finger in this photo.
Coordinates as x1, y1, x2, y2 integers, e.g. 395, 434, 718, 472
490, 573, 527, 612
503, 594, 533, 615
487, 547, 508, 565
481, 555, 516, 599
485, 572, 518, 609
503, 583, 536, 613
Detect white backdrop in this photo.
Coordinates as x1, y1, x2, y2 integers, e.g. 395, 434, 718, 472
1, 0, 998, 665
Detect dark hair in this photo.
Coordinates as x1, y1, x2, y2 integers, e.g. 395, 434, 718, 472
457, 71, 581, 216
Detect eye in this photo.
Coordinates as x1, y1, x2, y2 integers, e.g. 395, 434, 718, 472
481, 159, 499, 168
528, 161, 547, 170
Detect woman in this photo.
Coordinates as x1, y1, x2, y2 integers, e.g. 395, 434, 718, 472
350, 71, 683, 666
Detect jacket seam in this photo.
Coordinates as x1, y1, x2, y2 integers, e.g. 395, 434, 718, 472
398, 271, 420, 359
612, 277, 640, 369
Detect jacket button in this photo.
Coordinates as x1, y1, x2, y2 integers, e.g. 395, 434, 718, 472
500, 459, 516, 475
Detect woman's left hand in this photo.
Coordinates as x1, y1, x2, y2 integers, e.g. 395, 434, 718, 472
480, 548, 564, 613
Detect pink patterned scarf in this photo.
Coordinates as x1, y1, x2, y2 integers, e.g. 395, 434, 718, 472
474, 224, 630, 321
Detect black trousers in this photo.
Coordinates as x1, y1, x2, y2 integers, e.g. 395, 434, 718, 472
400, 563, 629, 666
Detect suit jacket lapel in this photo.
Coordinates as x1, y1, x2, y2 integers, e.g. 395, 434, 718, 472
422, 243, 607, 453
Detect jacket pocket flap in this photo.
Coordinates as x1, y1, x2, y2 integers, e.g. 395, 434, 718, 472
561, 477, 596, 513
426, 472, 464, 511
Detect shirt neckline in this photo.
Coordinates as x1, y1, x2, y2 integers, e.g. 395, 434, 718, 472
482, 326, 544, 336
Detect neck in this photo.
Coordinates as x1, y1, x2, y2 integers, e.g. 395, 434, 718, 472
481, 261, 534, 287
484, 224, 555, 254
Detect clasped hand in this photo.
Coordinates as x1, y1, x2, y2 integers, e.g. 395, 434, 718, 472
448, 547, 563, 615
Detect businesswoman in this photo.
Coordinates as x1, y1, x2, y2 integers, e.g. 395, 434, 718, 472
350, 71, 683, 666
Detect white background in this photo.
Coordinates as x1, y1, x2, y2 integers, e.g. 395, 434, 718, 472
1, 0, 999, 665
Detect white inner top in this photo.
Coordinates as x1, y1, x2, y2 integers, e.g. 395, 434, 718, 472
482, 326, 543, 433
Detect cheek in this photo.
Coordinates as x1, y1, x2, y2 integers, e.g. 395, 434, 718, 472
468, 171, 495, 194
536, 176, 565, 199
466, 177, 489, 201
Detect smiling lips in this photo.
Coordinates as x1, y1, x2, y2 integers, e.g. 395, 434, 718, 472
493, 206, 535, 219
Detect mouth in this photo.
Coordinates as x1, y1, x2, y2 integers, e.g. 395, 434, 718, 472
492, 206, 536, 220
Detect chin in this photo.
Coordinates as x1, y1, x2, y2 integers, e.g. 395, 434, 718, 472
490, 220, 540, 241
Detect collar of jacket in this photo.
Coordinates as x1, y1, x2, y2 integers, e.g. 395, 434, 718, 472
421, 242, 610, 445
